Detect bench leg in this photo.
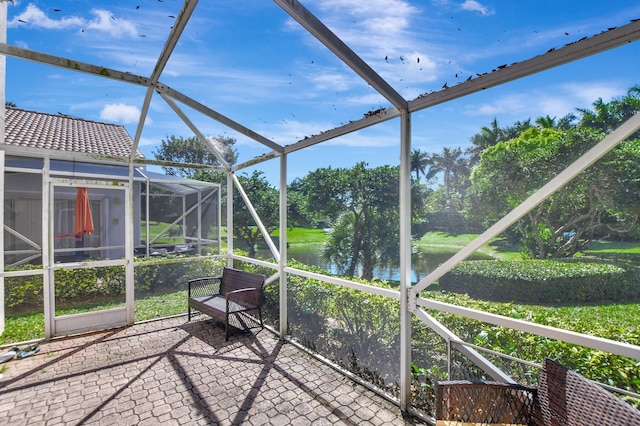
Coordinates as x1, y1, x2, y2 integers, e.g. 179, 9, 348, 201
225, 314, 229, 341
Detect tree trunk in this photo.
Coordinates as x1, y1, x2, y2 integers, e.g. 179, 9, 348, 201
347, 213, 362, 277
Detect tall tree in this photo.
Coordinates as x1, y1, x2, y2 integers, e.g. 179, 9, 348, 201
298, 163, 403, 280
410, 149, 430, 182
577, 85, 640, 138
467, 118, 532, 165
535, 115, 557, 129
232, 171, 279, 258
425, 147, 470, 210
467, 126, 640, 258
153, 135, 237, 178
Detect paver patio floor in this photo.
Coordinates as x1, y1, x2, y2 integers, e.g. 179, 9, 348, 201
0, 316, 425, 425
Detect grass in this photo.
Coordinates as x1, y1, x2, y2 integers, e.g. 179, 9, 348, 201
415, 231, 521, 260
135, 288, 186, 320
271, 227, 328, 244
1, 288, 187, 346
141, 220, 185, 244
585, 239, 640, 254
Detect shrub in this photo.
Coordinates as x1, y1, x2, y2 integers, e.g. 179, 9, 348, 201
6, 255, 227, 309
5, 265, 43, 308
439, 260, 634, 303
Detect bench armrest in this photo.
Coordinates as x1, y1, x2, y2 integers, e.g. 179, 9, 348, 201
226, 287, 261, 309
188, 277, 221, 298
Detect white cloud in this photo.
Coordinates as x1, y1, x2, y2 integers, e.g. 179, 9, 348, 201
86, 9, 137, 38
284, 0, 445, 97
462, 82, 628, 120
9, 5, 137, 38
460, 0, 494, 16
100, 103, 150, 125
9, 4, 84, 29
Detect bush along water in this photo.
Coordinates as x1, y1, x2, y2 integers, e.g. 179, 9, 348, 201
439, 259, 635, 303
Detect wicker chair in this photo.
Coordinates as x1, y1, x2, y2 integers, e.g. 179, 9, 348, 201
531, 358, 640, 426
435, 358, 640, 426
435, 380, 536, 425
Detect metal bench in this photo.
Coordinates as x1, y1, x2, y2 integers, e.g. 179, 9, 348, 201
187, 267, 266, 340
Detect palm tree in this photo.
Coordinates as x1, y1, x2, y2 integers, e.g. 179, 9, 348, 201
535, 115, 557, 129
426, 147, 469, 209
410, 149, 430, 183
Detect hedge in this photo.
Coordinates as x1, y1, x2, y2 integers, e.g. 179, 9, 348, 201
438, 259, 636, 303
5, 256, 225, 308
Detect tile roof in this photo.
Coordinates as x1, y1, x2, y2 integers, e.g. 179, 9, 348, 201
4, 107, 144, 159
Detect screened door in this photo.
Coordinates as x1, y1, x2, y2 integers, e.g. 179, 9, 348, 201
48, 179, 133, 336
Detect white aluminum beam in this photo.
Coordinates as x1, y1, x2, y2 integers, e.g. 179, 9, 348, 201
0, 151, 4, 335
232, 152, 281, 172
412, 111, 640, 294
4, 224, 40, 251
274, 0, 406, 109
284, 21, 640, 158
414, 307, 513, 382
279, 154, 288, 337
227, 173, 233, 266
158, 92, 230, 169
284, 107, 400, 155
130, 0, 199, 161
43, 156, 53, 338
398, 111, 412, 409
284, 265, 400, 300
409, 19, 640, 113
417, 297, 640, 360
0, 43, 151, 87
157, 84, 283, 152
231, 174, 280, 262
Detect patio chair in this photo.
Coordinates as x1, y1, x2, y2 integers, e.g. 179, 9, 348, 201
435, 358, 640, 426
435, 380, 536, 425
531, 358, 640, 426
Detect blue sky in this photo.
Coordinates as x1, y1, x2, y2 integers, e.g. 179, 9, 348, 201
5, 1, 640, 185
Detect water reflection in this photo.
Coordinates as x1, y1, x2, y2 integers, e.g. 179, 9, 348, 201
256, 243, 492, 283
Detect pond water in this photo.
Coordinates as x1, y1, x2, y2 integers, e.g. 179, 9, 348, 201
256, 243, 492, 284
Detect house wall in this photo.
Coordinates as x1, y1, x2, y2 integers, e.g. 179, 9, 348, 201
4, 172, 140, 264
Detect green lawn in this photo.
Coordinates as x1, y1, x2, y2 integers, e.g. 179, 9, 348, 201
414, 231, 521, 260
1, 289, 187, 346
585, 240, 640, 254
271, 227, 328, 244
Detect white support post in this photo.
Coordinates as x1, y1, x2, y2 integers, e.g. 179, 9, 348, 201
217, 186, 222, 256
0, 0, 5, 336
182, 193, 187, 243
399, 109, 412, 410
42, 156, 52, 338
197, 189, 202, 254
226, 172, 234, 268
279, 154, 288, 337
145, 178, 150, 256
126, 167, 135, 324
0, 150, 4, 336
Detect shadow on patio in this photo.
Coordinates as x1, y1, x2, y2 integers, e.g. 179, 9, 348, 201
0, 316, 424, 425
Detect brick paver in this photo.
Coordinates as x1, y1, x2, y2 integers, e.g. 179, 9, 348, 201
0, 317, 425, 425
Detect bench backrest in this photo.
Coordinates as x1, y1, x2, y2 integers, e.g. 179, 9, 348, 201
532, 358, 640, 426
220, 267, 265, 296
